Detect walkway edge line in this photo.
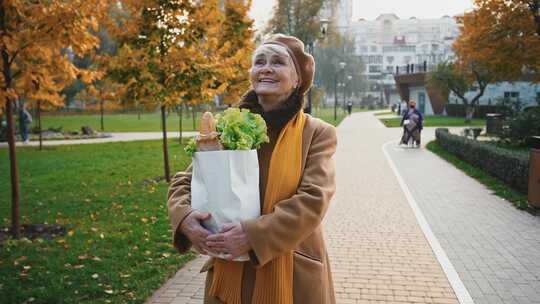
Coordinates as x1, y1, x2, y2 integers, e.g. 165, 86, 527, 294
382, 141, 475, 304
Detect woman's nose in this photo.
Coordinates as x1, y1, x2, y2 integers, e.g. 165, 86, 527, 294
259, 64, 273, 74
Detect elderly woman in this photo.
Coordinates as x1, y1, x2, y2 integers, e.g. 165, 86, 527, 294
400, 100, 424, 147
167, 34, 337, 304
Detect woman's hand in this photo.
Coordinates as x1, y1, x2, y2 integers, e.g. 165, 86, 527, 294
180, 211, 212, 254
206, 223, 251, 261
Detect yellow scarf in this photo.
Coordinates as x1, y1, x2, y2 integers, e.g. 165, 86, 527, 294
209, 110, 305, 304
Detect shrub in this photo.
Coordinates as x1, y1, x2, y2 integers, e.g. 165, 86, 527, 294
435, 128, 529, 194
499, 107, 540, 147
444, 104, 509, 118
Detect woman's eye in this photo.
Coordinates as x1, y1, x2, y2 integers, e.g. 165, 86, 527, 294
272, 59, 285, 65
255, 59, 265, 65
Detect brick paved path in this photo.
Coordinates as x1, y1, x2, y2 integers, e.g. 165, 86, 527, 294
386, 131, 540, 304
146, 112, 470, 304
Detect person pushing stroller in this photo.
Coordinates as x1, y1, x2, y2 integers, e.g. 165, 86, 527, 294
400, 100, 423, 147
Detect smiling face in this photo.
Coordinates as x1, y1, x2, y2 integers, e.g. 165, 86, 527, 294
249, 44, 299, 111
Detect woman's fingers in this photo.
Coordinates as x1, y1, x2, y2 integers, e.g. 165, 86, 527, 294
206, 233, 225, 242
219, 223, 237, 233
206, 239, 227, 251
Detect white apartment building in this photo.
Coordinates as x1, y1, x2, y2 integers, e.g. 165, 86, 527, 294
350, 13, 459, 104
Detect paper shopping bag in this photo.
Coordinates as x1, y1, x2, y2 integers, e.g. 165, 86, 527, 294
191, 149, 261, 261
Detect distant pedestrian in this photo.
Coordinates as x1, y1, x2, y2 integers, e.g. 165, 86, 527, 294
19, 103, 32, 144
400, 100, 423, 147
347, 101, 352, 115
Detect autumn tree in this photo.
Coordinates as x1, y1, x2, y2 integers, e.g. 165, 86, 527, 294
107, 0, 232, 182
454, 0, 540, 82
427, 61, 491, 121
218, 0, 255, 104
0, 0, 106, 238
266, 0, 332, 43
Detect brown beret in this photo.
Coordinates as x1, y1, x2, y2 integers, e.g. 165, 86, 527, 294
262, 34, 315, 96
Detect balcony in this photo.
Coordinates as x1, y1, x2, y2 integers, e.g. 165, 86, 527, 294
394, 61, 437, 75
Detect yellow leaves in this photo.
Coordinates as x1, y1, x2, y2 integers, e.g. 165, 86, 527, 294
13, 256, 28, 266
0, 0, 105, 107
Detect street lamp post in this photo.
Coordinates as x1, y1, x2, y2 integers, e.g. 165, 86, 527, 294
343, 75, 352, 111
305, 18, 330, 114
334, 61, 346, 121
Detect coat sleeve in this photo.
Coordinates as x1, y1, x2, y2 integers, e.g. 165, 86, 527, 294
242, 123, 337, 267
167, 165, 194, 253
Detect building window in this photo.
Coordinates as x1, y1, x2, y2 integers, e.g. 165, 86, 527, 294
537, 92, 540, 105
370, 45, 377, 52
369, 65, 382, 73
386, 56, 394, 64
504, 92, 519, 99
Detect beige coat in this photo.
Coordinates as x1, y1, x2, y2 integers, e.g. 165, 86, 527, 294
167, 110, 337, 304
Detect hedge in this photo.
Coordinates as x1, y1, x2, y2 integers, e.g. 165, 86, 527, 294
435, 128, 529, 194
444, 104, 509, 119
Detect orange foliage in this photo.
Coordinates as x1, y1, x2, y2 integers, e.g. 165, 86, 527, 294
0, 1, 108, 108
454, 0, 540, 82
106, 0, 255, 109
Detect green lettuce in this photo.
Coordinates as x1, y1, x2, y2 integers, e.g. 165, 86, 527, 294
184, 108, 269, 156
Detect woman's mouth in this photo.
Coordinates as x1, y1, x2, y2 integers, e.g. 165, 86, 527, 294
259, 78, 278, 83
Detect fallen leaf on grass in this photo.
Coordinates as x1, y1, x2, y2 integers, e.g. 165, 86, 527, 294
162, 253, 171, 258
92, 273, 99, 279
104, 289, 114, 295
78, 254, 89, 260
13, 256, 27, 266
92, 256, 102, 262
73, 265, 85, 269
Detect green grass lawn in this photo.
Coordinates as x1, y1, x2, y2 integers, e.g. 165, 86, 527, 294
312, 106, 368, 126
39, 106, 355, 133
379, 115, 486, 128
0, 140, 194, 303
40, 112, 203, 133
426, 141, 528, 209
373, 111, 395, 116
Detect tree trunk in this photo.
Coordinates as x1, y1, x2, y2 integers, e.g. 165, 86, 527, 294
138, 105, 141, 120
161, 105, 171, 183
192, 105, 196, 131
38, 100, 42, 151
100, 100, 104, 131
5, 98, 20, 238
178, 105, 183, 144
465, 105, 475, 123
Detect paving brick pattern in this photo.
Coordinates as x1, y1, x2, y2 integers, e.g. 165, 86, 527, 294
146, 112, 461, 304
386, 131, 540, 304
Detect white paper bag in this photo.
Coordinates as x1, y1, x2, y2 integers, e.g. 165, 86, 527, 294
404, 119, 411, 125
191, 149, 261, 261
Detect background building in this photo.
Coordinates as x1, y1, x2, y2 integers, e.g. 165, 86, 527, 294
350, 13, 459, 106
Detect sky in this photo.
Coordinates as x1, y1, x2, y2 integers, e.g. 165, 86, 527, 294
248, 0, 475, 31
